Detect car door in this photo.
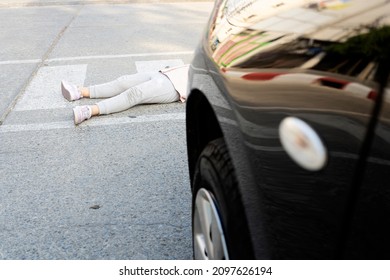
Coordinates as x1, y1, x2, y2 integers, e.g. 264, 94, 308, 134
341, 65, 390, 259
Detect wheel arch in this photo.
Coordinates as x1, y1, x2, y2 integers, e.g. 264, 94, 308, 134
186, 89, 224, 188
186, 88, 263, 259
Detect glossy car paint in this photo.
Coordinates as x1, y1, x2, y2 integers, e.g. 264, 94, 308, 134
186, 0, 390, 259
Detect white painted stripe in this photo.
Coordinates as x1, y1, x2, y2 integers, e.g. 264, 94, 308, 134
0, 113, 185, 133
135, 59, 184, 72
0, 51, 193, 65
88, 113, 185, 127
47, 51, 193, 63
14, 64, 87, 111
0, 121, 72, 133
0, 59, 42, 65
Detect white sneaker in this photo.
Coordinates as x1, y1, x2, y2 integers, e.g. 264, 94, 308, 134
61, 80, 82, 101
73, 106, 92, 125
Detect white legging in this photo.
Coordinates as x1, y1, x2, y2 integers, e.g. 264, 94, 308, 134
89, 72, 179, 115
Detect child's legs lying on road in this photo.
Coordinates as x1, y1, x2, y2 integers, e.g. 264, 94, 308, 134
88, 72, 157, 99
96, 72, 179, 115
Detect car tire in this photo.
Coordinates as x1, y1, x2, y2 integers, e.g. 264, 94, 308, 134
192, 138, 254, 259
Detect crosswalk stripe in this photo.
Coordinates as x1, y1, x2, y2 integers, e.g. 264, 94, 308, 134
135, 59, 184, 72
0, 51, 193, 66
14, 64, 88, 111
0, 113, 185, 133
6, 59, 187, 130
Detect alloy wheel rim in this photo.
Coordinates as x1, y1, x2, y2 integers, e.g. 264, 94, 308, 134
193, 188, 229, 260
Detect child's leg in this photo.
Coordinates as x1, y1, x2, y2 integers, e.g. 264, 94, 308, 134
96, 72, 179, 115
88, 72, 157, 99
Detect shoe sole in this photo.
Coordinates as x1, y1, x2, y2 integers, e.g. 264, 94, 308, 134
73, 107, 81, 125
73, 107, 91, 125
61, 82, 73, 101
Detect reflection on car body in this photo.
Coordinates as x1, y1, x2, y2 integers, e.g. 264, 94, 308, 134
186, 0, 390, 259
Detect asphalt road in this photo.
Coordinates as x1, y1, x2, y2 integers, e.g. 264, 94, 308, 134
0, 0, 213, 259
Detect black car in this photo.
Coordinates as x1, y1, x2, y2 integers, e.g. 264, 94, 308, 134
186, 0, 390, 259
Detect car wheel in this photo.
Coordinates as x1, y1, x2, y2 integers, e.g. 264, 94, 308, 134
192, 138, 254, 259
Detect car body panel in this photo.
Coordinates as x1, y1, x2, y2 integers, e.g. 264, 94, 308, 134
187, 0, 390, 259
343, 81, 390, 258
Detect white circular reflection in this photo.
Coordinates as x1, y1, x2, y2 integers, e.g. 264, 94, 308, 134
279, 117, 327, 171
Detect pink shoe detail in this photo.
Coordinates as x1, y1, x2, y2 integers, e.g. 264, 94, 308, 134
73, 106, 92, 125
61, 80, 82, 101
